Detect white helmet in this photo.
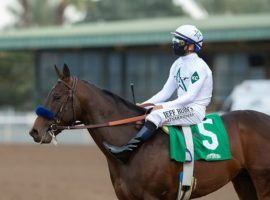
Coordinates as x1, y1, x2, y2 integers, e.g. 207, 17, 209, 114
172, 25, 203, 52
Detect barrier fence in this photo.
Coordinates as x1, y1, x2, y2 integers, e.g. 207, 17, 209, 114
0, 110, 92, 144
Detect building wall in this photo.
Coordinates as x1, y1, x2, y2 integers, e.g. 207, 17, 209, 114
36, 41, 270, 110
36, 46, 176, 104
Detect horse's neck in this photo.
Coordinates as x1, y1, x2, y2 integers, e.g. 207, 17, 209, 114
78, 81, 144, 154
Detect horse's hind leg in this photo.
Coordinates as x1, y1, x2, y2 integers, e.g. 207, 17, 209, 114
232, 169, 258, 200
249, 168, 270, 200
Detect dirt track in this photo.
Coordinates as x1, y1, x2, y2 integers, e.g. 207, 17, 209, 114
0, 145, 238, 200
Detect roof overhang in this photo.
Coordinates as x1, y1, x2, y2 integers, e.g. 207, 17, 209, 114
0, 14, 269, 51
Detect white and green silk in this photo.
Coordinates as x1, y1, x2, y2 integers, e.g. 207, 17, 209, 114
144, 53, 213, 127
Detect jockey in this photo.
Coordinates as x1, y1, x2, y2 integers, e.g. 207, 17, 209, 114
105, 25, 213, 161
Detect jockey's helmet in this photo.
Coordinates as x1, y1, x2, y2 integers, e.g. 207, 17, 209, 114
171, 25, 203, 54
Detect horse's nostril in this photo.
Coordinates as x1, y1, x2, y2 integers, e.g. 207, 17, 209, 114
29, 128, 38, 137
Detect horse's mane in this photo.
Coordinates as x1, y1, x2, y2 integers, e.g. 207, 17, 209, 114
81, 80, 145, 114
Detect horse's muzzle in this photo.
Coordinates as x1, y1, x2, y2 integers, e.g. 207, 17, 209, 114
29, 128, 41, 143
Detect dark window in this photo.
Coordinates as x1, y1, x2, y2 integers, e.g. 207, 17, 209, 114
249, 54, 265, 68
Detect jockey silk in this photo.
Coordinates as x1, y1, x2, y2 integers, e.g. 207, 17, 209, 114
144, 53, 213, 127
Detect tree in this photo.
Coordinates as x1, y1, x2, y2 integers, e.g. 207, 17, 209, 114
0, 52, 34, 110
8, 0, 270, 28
83, 0, 183, 22
9, 0, 183, 27
8, 0, 80, 27
199, 0, 270, 14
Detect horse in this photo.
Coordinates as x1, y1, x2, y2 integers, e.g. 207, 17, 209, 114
29, 65, 270, 200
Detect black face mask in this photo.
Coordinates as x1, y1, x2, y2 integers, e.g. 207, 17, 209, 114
172, 38, 187, 56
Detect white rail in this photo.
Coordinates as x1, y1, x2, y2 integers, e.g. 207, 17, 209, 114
0, 111, 92, 144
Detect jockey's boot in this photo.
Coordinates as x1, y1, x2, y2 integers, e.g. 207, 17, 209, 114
103, 121, 157, 163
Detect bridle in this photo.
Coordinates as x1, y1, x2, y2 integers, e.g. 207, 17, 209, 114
48, 77, 152, 133
49, 76, 79, 131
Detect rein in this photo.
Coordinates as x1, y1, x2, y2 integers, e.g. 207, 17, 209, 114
51, 114, 147, 131
43, 77, 154, 131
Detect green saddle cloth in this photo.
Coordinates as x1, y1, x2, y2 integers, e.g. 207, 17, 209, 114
168, 113, 231, 162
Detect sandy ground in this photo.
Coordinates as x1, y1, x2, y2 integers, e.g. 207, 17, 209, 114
0, 145, 239, 200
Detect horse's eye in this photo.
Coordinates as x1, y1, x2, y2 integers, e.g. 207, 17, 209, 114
53, 94, 61, 100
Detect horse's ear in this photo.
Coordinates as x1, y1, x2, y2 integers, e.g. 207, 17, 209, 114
62, 63, 70, 78
54, 65, 63, 79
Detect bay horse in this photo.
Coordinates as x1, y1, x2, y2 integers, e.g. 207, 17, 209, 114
29, 65, 270, 199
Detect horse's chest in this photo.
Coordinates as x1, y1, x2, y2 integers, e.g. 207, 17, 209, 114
113, 178, 134, 199
113, 175, 149, 199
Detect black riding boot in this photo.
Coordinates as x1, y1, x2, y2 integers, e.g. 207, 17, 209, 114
103, 121, 157, 163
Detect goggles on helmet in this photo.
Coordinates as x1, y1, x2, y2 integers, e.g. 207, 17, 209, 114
172, 37, 187, 47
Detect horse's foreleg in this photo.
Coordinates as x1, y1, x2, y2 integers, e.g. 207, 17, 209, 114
232, 169, 258, 200
249, 168, 270, 200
